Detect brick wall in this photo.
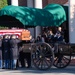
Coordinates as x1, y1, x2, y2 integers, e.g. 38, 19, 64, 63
42, 0, 48, 8
42, 0, 68, 8
48, 0, 68, 4
18, 0, 27, 6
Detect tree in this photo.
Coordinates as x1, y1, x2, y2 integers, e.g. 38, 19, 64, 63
0, 0, 8, 28
0, 0, 8, 9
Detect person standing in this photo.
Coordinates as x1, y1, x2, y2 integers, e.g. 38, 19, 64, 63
2, 35, 10, 69
9, 35, 20, 69
19, 40, 31, 68
0, 36, 3, 69
47, 30, 54, 43
53, 32, 64, 53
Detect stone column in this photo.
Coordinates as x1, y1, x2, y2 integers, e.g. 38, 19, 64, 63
27, 0, 33, 7
34, 0, 42, 8
69, 0, 75, 43
11, 0, 18, 6
27, 0, 35, 38
34, 0, 42, 38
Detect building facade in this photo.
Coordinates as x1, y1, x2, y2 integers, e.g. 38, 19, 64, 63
7, 0, 75, 44
7, 0, 68, 7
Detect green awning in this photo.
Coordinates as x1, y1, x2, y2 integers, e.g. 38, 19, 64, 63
0, 4, 66, 27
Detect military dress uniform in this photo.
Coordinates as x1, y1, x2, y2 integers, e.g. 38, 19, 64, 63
19, 42, 31, 68
9, 35, 20, 69
2, 35, 10, 69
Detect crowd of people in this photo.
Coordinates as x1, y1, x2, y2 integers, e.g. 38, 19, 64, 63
34, 27, 65, 53
35, 27, 65, 44
0, 34, 21, 69
0, 26, 65, 70
0, 34, 33, 70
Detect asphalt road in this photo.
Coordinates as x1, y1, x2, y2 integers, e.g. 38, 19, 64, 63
0, 66, 75, 75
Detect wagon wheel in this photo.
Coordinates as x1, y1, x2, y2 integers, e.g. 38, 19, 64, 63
31, 42, 54, 70
53, 44, 71, 68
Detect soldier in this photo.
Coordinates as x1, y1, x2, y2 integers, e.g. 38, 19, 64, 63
9, 35, 21, 69
2, 35, 10, 69
0, 36, 3, 69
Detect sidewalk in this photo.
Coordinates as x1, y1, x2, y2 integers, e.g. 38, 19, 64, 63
0, 66, 75, 75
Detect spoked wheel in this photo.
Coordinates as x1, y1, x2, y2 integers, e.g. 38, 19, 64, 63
53, 44, 71, 68
31, 42, 54, 70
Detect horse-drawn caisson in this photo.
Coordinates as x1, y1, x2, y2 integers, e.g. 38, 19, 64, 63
0, 4, 75, 70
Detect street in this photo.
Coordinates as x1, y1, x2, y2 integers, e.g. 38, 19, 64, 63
0, 66, 75, 75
